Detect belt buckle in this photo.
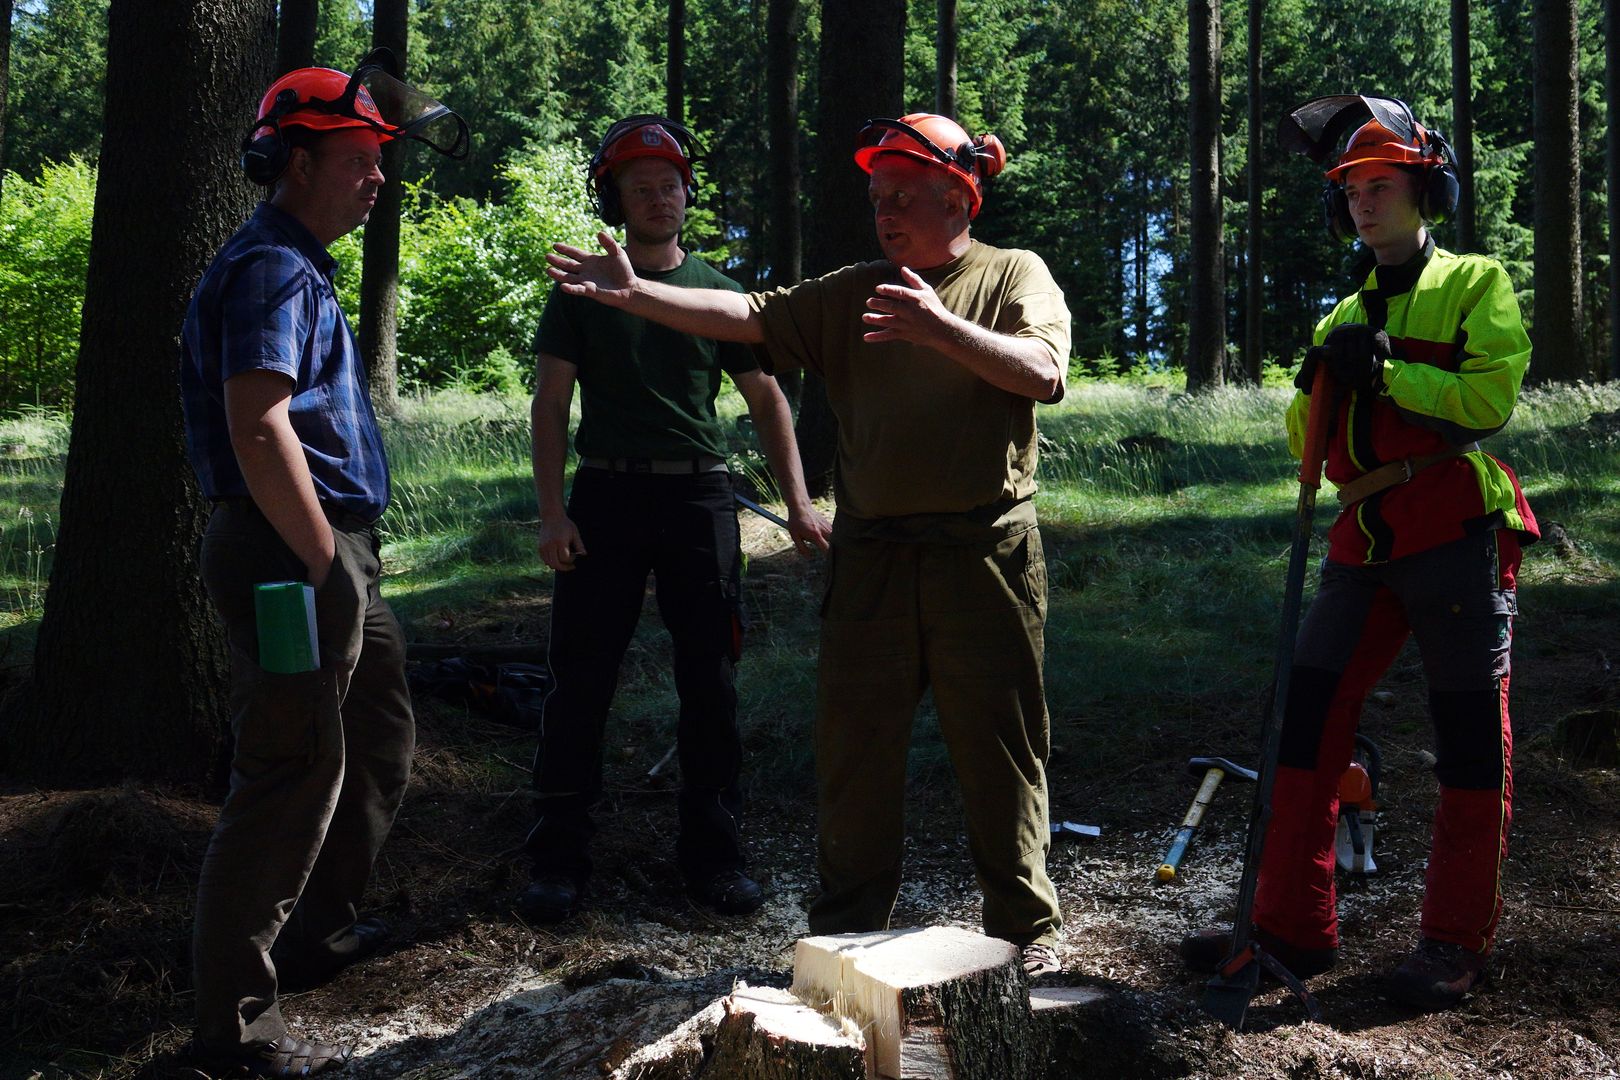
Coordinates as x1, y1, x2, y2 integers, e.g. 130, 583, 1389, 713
1399, 457, 1416, 483
627, 459, 652, 474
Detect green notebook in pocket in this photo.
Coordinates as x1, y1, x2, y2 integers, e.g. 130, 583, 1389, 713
254, 581, 319, 673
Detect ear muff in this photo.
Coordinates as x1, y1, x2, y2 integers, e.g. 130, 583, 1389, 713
1322, 181, 1356, 244
239, 88, 304, 186
1416, 128, 1460, 225
587, 115, 698, 227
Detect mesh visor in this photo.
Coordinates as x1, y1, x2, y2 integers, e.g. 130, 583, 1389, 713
1278, 95, 1415, 164
355, 68, 469, 159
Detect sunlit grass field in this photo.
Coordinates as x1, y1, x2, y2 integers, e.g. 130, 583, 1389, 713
0, 380, 1615, 791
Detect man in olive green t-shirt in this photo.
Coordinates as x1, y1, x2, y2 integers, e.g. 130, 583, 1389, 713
545, 113, 1071, 976
520, 116, 831, 926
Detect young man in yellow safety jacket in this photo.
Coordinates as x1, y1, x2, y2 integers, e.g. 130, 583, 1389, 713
1184, 96, 1539, 1011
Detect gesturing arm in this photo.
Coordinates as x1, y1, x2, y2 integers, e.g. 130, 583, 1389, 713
547, 231, 765, 344
532, 355, 586, 571
733, 369, 832, 556
224, 369, 336, 587
861, 265, 1064, 400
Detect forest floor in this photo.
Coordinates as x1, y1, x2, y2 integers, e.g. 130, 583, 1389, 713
5, 383, 1620, 1079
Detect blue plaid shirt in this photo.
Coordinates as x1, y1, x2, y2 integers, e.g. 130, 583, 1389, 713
181, 202, 390, 522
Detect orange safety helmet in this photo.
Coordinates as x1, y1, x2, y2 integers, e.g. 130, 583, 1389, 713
591, 117, 696, 188
1324, 118, 1433, 181
854, 113, 1007, 219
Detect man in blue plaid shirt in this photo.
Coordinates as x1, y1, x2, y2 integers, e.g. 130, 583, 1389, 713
178, 58, 462, 1076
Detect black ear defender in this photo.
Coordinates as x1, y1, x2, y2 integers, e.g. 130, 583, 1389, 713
586, 115, 699, 227
239, 89, 302, 186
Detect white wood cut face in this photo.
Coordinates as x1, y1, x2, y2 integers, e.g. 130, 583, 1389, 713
730, 985, 866, 1049
791, 927, 1017, 1079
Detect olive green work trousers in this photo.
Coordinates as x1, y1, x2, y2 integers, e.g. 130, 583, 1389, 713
808, 526, 1063, 948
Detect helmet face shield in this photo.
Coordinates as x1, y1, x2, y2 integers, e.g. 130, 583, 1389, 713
354, 67, 469, 159
1278, 95, 1419, 167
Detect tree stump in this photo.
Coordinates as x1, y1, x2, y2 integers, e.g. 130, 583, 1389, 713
791, 926, 1035, 1079
1558, 708, 1620, 767
703, 986, 867, 1079
608, 996, 726, 1080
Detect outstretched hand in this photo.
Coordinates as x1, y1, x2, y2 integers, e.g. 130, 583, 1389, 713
546, 231, 637, 305
862, 266, 958, 347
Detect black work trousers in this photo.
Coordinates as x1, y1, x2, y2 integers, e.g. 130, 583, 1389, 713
192, 500, 414, 1051
526, 466, 746, 885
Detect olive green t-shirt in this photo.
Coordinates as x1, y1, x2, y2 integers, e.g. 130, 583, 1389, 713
535, 253, 758, 459
746, 240, 1071, 531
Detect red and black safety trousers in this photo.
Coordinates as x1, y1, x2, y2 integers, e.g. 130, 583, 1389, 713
1254, 529, 1518, 957
525, 462, 748, 887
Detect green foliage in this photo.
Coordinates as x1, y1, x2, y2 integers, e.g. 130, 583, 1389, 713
5, 0, 108, 179
330, 141, 604, 392
0, 159, 95, 408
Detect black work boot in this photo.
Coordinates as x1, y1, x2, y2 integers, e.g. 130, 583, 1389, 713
1180, 925, 1338, 979
687, 868, 764, 916
517, 872, 582, 923
1386, 938, 1488, 1010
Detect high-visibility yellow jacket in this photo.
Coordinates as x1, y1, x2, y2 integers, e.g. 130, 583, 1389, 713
1286, 242, 1539, 566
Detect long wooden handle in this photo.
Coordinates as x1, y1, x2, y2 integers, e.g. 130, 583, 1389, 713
1298, 365, 1333, 488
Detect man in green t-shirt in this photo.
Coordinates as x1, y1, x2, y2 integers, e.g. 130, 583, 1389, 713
519, 116, 832, 925
544, 114, 1072, 976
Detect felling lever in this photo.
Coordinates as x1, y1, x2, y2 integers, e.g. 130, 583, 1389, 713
1156, 757, 1257, 883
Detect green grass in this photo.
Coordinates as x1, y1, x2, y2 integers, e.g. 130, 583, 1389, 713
0, 381, 1615, 794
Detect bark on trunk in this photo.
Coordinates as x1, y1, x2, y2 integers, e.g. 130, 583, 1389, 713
1186, 0, 1225, 391
936, 0, 958, 119
792, 927, 1036, 1080
1243, 0, 1263, 383
359, 0, 407, 413
797, 0, 905, 494
1532, 0, 1585, 382
0, 0, 275, 783
765, 0, 804, 408
608, 996, 727, 1080
275, 0, 317, 75
667, 0, 686, 125
1451, 0, 1475, 253
0, 0, 13, 198
706, 987, 866, 1080
1608, 0, 1619, 379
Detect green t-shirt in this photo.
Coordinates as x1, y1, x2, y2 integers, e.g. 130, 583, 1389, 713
746, 240, 1071, 531
535, 253, 758, 459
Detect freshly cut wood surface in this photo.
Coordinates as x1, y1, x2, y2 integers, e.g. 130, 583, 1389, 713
704, 985, 866, 1080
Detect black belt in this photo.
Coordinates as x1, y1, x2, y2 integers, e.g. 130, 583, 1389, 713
209, 496, 376, 530
579, 455, 728, 475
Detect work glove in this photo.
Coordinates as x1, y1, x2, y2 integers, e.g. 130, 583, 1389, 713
1321, 322, 1392, 392
1293, 344, 1330, 393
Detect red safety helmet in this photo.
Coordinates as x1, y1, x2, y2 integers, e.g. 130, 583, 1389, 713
591, 117, 696, 188
254, 66, 391, 139
854, 113, 1007, 218
1324, 118, 1433, 181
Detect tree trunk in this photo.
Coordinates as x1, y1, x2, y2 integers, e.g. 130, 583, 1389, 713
1243, 0, 1262, 383
0, 0, 275, 784
1186, 0, 1225, 391
1608, 0, 1618, 379
766, 0, 804, 407
1532, 0, 1584, 382
706, 987, 867, 1080
796, 0, 904, 495
792, 927, 1036, 1080
0, 0, 12, 199
667, 0, 686, 125
275, 0, 317, 75
359, 0, 406, 413
936, 0, 958, 119
1136, 170, 1149, 359
1451, 0, 1475, 253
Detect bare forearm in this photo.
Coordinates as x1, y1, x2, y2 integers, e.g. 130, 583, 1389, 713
934, 315, 1063, 400
232, 422, 334, 579
622, 279, 766, 344
749, 385, 814, 514
531, 395, 571, 521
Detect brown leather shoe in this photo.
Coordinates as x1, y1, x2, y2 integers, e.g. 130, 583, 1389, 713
193, 1034, 352, 1077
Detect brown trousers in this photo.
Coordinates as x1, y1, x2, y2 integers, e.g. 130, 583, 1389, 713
192, 500, 414, 1050
808, 526, 1063, 948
